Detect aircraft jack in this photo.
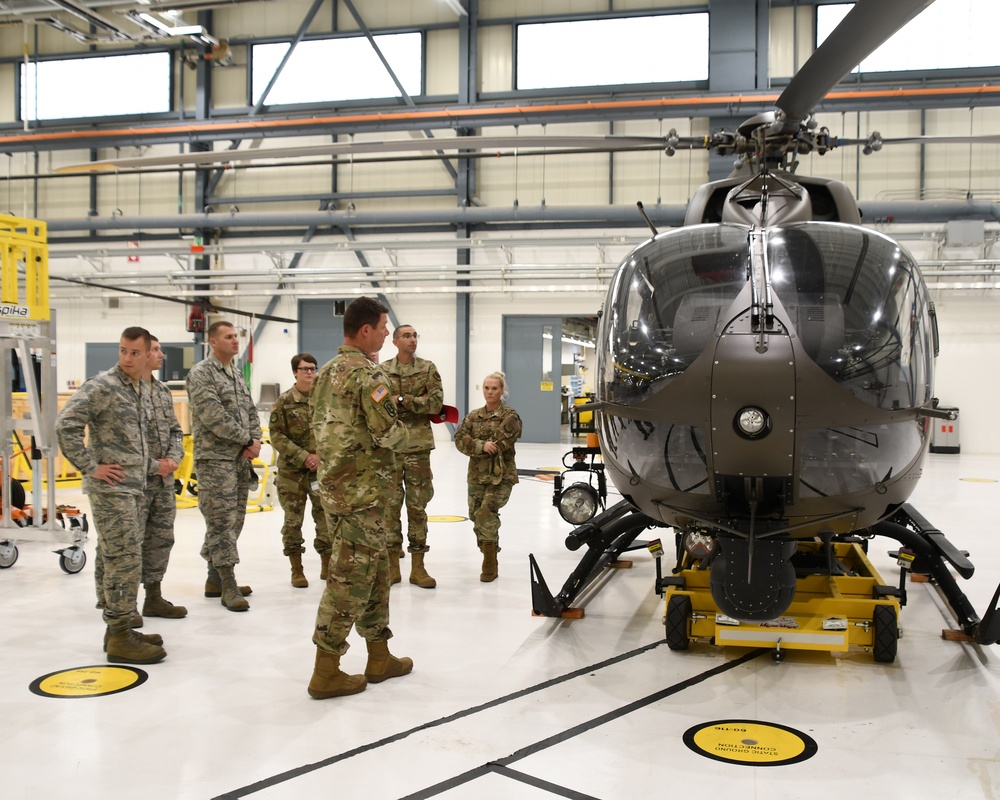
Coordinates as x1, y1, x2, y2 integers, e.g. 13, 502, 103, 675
660, 539, 903, 662
531, 502, 1000, 663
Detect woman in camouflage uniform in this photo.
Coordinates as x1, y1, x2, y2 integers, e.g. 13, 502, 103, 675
454, 372, 522, 582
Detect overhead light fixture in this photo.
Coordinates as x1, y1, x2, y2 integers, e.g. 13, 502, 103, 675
441, 0, 468, 17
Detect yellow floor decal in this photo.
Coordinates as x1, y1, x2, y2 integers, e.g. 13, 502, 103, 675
427, 515, 467, 523
30, 665, 148, 698
683, 719, 817, 766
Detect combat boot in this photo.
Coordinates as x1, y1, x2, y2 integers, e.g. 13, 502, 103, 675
217, 565, 250, 612
105, 628, 167, 664
307, 648, 367, 699
408, 551, 436, 589
364, 639, 413, 683
319, 551, 330, 581
289, 553, 309, 588
480, 541, 498, 582
388, 550, 402, 585
103, 626, 163, 652
142, 581, 188, 618
205, 565, 252, 598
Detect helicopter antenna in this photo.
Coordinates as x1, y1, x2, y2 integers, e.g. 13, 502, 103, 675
636, 201, 658, 236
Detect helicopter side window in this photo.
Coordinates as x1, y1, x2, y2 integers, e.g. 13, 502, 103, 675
600, 225, 751, 403
768, 223, 934, 413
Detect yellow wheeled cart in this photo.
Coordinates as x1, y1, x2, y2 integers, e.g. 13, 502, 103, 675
663, 540, 901, 662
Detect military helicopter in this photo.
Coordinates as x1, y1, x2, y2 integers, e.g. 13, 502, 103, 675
530, 0, 1000, 660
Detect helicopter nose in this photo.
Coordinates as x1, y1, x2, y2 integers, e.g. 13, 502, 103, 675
709, 324, 796, 481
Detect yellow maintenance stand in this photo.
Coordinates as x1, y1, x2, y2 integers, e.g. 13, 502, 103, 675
662, 539, 901, 662
0, 214, 87, 573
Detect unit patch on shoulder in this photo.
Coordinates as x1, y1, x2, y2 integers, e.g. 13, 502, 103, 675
371, 385, 389, 403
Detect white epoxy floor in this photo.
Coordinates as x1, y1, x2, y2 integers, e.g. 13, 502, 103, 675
2, 438, 999, 799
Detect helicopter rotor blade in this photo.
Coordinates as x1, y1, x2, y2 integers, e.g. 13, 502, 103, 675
55, 134, 668, 173
776, 0, 937, 128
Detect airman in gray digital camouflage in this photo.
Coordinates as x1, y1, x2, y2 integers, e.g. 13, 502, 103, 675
269, 352, 329, 588
381, 324, 443, 589
186, 320, 262, 612
140, 335, 187, 619
454, 371, 522, 582
56, 326, 167, 665
307, 296, 413, 700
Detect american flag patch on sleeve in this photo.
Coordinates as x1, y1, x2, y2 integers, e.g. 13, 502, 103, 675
371, 385, 389, 403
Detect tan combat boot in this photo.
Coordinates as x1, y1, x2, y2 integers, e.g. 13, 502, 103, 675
364, 639, 413, 683
142, 581, 188, 618
217, 565, 250, 612
388, 550, 402, 585
289, 553, 309, 588
103, 627, 163, 653
105, 628, 167, 664
205, 565, 252, 598
480, 541, 498, 582
409, 551, 436, 589
307, 648, 367, 699
319, 551, 331, 581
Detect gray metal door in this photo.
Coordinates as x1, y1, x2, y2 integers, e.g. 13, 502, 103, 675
502, 316, 562, 443
85, 343, 119, 379
299, 299, 346, 369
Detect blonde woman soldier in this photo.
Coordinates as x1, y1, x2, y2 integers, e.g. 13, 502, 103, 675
454, 372, 522, 582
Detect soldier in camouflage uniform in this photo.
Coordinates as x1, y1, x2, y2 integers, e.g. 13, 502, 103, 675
56, 327, 167, 664
381, 324, 443, 589
140, 336, 187, 618
307, 296, 413, 700
269, 352, 329, 588
186, 320, 262, 612
454, 372, 522, 582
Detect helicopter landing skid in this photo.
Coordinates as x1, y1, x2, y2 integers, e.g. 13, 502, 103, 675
530, 501, 658, 617
877, 503, 1000, 646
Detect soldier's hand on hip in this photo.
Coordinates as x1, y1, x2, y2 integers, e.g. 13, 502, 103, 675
92, 463, 125, 485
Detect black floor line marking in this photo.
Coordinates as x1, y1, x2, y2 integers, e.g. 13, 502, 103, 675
214, 639, 665, 799
216, 642, 662, 798
397, 648, 766, 800
489, 765, 603, 800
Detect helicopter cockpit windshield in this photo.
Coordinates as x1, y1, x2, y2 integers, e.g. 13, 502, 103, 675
601, 221, 934, 413
600, 224, 750, 400
766, 222, 934, 413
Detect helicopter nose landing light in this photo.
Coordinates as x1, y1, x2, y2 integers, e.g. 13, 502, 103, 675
735, 407, 770, 439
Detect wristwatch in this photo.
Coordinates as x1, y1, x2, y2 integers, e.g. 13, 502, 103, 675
246, 438, 254, 448
397, 395, 404, 404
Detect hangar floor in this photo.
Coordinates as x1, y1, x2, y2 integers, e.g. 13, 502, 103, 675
2, 440, 999, 800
